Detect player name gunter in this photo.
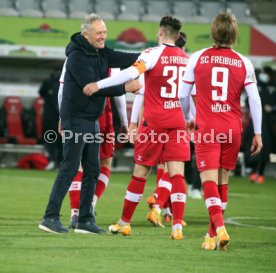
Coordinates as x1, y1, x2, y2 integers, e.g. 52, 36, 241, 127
200, 56, 242, 67
161, 56, 188, 65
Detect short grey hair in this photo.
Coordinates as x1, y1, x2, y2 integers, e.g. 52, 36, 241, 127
81, 13, 103, 33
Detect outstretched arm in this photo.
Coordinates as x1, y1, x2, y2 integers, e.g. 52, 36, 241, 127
245, 83, 263, 156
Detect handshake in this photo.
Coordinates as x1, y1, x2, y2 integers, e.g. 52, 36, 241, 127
83, 79, 142, 96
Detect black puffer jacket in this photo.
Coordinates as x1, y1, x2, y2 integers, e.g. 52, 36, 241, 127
60, 32, 139, 120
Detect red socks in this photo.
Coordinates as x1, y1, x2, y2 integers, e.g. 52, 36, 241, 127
156, 167, 164, 186
155, 172, 172, 208
68, 171, 83, 210
218, 184, 228, 213
121, 175, 146, 223
203, 181, 224, 230
170, 174, 186, 225
94, 166, 111, 200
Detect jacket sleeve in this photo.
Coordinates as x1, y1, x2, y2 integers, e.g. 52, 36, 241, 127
94, 84, 126, 97
66, 50, 99, 88
105, 47, 139, 69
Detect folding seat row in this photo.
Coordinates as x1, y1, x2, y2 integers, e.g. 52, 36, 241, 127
0, 96, 44, 145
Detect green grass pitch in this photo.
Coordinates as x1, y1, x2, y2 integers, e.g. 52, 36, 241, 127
0, 169, 276, 273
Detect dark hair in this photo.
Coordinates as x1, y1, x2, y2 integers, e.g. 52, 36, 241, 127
175, 31, 186, 48
159, 16, 182, 37
211, 12, 238, 47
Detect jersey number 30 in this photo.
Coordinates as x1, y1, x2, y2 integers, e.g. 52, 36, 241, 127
212, 67, 229, 101
160, 66, 186, 98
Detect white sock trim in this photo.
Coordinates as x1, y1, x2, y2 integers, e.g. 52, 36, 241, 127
171, 193, 186, 203
205, 197, 222, 209
158, 179, 172, 191
125, 190, 143, 202
98, 173, 109, 186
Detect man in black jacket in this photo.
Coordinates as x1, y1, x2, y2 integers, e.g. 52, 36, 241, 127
39, 13, 140, 234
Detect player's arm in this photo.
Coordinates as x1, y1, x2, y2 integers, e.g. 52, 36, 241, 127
244, 58, 263, 156
245, 83, 263, 156
57, 59, 67, 112
114, 95, 128, 133
83, 48, 158, 96
179, 53, 197, 121
83, 62, 145, 96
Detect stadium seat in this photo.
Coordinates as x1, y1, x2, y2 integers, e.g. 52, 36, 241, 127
3, 96, 37, 144
0, 8, 19, 16
32, 97, 44, 140
142, 0, 171, 22
173, 1, 196, 22
200, 1, 224, 21
118, 0, 142, 21
68, 0, 93, 18
19, 0, 44, 17
0, 105, 8, 144
45, 10, 67, 18
70, 10, 88, 19
44, 0, 67, 18
96, 0, 116, 20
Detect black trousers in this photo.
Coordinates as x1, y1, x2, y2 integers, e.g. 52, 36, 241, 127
44, 117, 100, 223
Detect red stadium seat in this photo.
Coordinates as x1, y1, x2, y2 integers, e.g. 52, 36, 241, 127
0, 105, 8, 143
4, 96, 37, 144
33, 96, 44, 140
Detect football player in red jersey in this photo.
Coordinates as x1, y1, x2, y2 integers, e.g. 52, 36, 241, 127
83, 16, 192, 240
129, 32, 190, 226
180, 12, 263, 250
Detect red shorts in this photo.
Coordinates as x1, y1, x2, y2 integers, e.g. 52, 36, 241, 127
100, 126, 115, 159
194, 130, 241, 172
134, 124, 190, 166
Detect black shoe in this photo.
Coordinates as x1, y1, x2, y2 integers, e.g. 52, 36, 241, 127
69, 215, 78, 229
75, 221, 106, 234
38, 218, 69, 233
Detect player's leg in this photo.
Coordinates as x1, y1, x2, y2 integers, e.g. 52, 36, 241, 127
93, 128, 115, 208
109, 163, 151, 235
92, 157, 112, 209
200, 169, 224, 249
147, 162, 164, 209
109, 125, 162, 236
214, 131, 241, 249
147, 163, 170, 227
148, 127, 190, 239
195, 133, 227, 250
167, 160, 187, 240
68, 164, 83, 228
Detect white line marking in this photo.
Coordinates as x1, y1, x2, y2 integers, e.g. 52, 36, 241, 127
225, 217, 276, 231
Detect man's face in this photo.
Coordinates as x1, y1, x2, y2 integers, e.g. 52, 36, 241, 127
84, 20, 107, 49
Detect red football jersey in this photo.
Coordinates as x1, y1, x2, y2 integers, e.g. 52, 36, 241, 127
137, 44, 189, 128
183, 47, 256, 133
